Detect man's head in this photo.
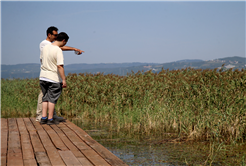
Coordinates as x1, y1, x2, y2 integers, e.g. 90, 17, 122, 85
56, 32, 69, 47
46, 26, 58, 42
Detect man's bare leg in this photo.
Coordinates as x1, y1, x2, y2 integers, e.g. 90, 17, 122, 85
42, 101, 48, 118
46, 102, 59, 125
36, 90, 64, 122
48, 102, 55, 120
40, 101, 48, 124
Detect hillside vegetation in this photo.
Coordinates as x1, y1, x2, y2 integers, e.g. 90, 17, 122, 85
2, 56, 245, 79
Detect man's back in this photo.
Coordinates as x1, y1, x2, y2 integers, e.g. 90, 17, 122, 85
40, 44, 64, 82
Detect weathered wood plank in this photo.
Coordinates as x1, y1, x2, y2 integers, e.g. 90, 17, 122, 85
57, 123, 110, 166
35, 152, 51, 166
16, 118, 28, 135
50, 125, 78, 151
50, 124, 94, 166
30, 119, 66, 166
17, 118, 35, 160
29, 118, 44, 131
29, 131, 46, 153
1, 156, 7, 166
23, 118, 36, 132
77, 157, 94, 166
25, 118, 44, 152
1, 118, 8, 166
3, 118, 127, 166
20, 134, 35, 160
59, 151, 82, 166
57, 123, 91, 150
7, 152, 23, 166
23, 117, 47, 166
65, 120, 127, 166
1, 118, 8, 128
48, 123, 94, 165
23, 159, 37, 166
42, 124, 68, 151
82, 149, 110, 166
7, 118, 23, 166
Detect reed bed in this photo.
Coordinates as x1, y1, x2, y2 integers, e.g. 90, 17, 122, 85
1, 67, 246, 143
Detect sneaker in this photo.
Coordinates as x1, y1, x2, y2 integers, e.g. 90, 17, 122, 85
36, 114, 42, 122
47, 119, 60, 125
40, 118, 47, 124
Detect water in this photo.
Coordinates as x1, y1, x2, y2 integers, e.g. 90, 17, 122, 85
71, 119, 246, 165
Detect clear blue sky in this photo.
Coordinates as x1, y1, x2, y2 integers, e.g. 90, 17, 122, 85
1, 1, 245, 65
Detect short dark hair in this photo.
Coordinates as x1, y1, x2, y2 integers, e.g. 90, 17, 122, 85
56, 32, 69, 42
46, 26, 58, 36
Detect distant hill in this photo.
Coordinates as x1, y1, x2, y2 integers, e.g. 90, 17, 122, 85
147, 56, 245, 73
1, 56, 245, 79
1, 62, 159, 79
175, 59, 203, 63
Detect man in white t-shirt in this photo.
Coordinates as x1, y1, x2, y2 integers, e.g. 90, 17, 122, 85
36, 26, 84, 122
40, 32, 69, 125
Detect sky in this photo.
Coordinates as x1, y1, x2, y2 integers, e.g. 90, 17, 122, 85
1, 1, 245, 65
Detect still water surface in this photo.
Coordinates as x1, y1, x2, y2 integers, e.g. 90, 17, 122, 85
71, 119, 245, 166
71, 119, 174, 165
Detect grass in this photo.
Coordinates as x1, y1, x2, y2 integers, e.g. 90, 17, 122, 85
1, 67, 246, 144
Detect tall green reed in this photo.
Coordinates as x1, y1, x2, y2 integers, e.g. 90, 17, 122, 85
1, 67, 246, 143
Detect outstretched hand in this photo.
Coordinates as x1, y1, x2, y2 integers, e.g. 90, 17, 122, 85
74, 48, 84, 55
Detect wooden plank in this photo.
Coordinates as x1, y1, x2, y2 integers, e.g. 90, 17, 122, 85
42, 124, 68, 151
23, 159, 37, 166
29, 118, 45, 131
49, 124, 94, 166
57, 123, 91, 150
16, 118, 35, 160
20, 134, 35, 160
1, 156, 7, 166
57, 123, 110, 166
77, 157, 94, 166
28, 130, 51, 165
59, 151, 82, 166
29, 131, 46, 153
1, 118, 8, 166
65, 120, 127, 166
1, 119, 8, 130
4, 118, 127, 166
23, 118, 36, 132
7, 118, 24, 166
30, 119, 66, 166
35, 152, 51, 166
7, 152, 23, 166
14, 118, 49, 165
50, 125, 78, 151
16, 118, 28, 135
82, 149, 110, 166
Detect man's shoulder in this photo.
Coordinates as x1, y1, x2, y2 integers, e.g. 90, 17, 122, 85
40, 40, 52, 51
52, 45, 62, 51
43, 44, 61, 51
40, 40, 51, 45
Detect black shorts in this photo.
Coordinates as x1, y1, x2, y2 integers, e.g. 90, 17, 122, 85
39, 80, 62, 104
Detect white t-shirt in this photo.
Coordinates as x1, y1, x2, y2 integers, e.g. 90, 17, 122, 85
40, 40, 51, 51
39, 44, 64, 83
39, 40, 60, 83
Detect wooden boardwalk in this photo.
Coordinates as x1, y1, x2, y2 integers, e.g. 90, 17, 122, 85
1, 118, 128, 166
